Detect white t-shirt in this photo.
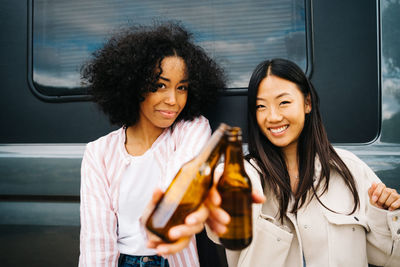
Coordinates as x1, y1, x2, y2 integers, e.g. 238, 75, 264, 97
117, 147, 162, 255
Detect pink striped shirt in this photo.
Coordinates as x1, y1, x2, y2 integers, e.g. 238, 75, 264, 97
79, 116, 211, 267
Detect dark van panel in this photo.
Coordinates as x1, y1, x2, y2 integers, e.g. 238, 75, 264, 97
0, 2, 115, 144
0, 0, 380, 144
0, 1, 399, 266
311, 0, 380, 144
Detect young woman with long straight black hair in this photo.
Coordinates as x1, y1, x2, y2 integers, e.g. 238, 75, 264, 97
208, 58, 400, 267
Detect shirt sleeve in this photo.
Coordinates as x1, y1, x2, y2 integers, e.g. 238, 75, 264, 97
79, 143, 119, 267
173, 115, 212, 159
358, 160, 400, 267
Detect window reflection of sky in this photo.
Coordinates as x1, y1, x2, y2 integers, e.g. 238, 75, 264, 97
381, 0, 400, 143
32, 0, 306, 89
382, 76, 400, 120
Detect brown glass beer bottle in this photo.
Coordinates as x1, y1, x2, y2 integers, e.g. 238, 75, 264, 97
145, 123, 229, 242
217, 127, 252, 250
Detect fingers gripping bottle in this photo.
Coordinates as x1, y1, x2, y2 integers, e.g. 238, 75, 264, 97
145, 123, 229, 242
217, 127, 252, 250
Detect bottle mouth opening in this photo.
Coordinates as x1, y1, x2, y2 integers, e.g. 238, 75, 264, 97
225, 126, 242, 141
225, 126, 241, 135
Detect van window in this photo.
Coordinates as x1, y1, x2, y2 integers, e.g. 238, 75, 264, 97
30, 0, 307, 98
381, 0, 400, 143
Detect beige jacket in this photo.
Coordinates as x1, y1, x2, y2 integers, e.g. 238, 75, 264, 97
207, 148, 400, 267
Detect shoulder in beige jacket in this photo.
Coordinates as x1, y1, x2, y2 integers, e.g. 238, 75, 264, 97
207, 148, 400, 267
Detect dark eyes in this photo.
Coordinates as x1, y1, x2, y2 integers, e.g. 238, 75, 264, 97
156, 83, 166, 89
256, 104, 265, 109
256, 101, 290, 109
149, 83, 165, 92
152, 83, 188, 92
177, 85, 188, 91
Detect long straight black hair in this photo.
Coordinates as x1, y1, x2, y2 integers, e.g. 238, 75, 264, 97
247, 58, 359, 219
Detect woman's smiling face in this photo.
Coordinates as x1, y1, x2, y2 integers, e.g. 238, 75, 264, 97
256, 74, 311, 152
138, 56, 188, 131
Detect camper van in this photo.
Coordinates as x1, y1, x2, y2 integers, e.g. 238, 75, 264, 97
0, 0, 399, 266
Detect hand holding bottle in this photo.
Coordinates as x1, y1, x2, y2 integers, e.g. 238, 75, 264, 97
143, 188, 210, 256
206, 164, 265, 243
144, 184, 234, 255
204, 183, 231, 235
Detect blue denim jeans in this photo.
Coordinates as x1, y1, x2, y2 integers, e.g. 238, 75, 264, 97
118, 254, 169, 267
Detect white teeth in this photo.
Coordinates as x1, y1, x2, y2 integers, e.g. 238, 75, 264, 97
270, 125, 288, 133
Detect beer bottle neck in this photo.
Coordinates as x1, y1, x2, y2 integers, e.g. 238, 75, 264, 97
224, 138, 245, 169
194, 123, 228, 167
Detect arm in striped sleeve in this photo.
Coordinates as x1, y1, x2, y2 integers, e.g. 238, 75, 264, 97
79, 143, 119, 267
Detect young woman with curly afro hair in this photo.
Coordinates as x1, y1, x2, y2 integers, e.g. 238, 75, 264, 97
79, 22, 228, 267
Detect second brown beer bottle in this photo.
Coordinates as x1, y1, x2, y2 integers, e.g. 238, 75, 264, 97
145, 123, 228, 242
217, 127, 252, 250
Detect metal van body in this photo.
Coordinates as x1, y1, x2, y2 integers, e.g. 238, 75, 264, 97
0, 1, 399, 266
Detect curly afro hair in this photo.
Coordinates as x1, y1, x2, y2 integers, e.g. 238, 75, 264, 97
81, 21, 226, 127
